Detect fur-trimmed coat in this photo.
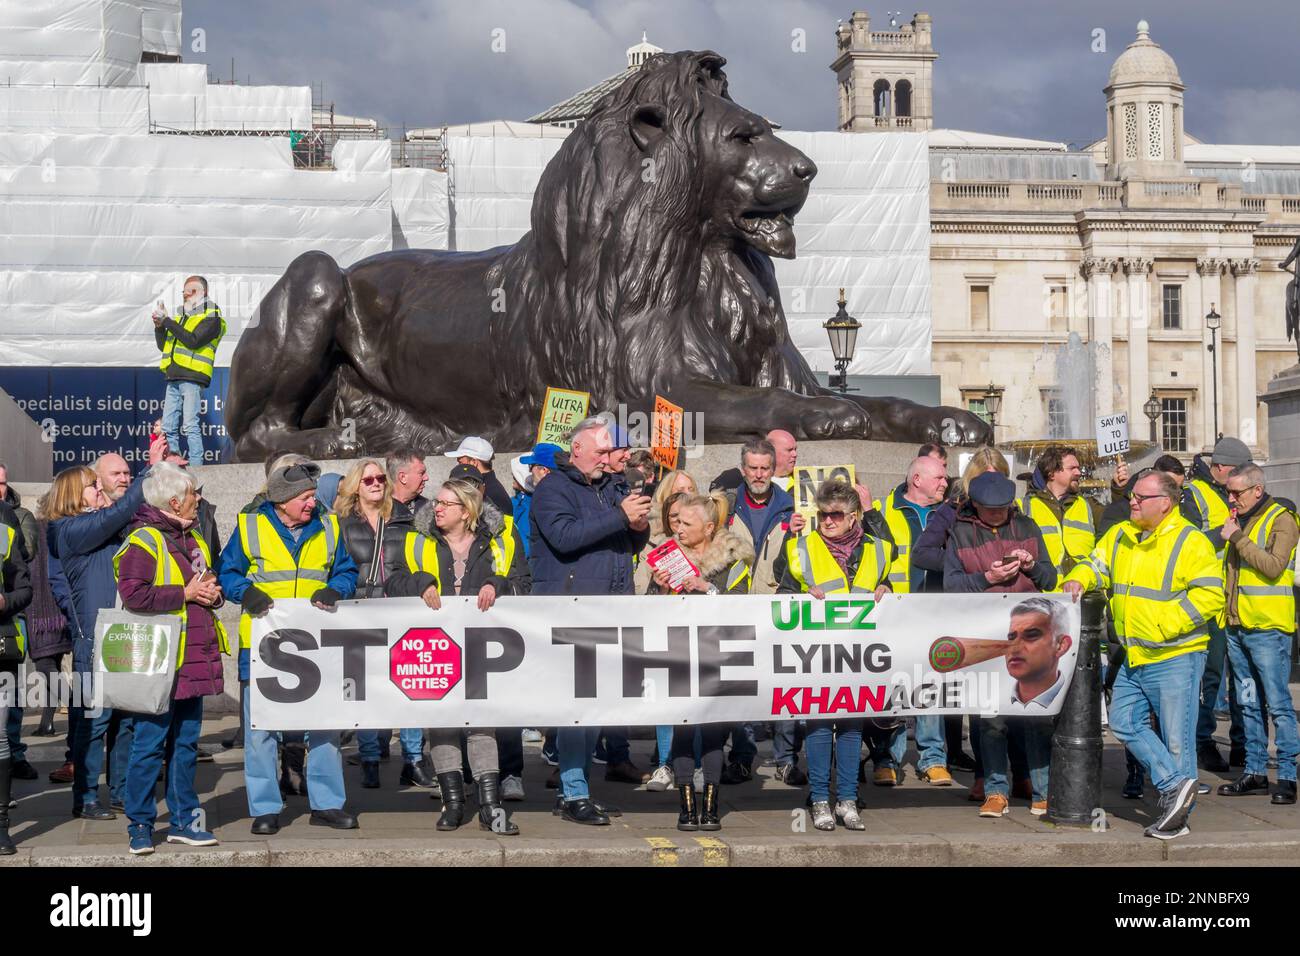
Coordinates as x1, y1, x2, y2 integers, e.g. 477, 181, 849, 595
644, 527, 755, 595
384, 501, 531, 598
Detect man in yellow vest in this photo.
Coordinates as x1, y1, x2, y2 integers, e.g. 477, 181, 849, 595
1064, 469, 1224, 840
1186, 436, 1252, 773
1216, 464, 1299, 805
218, 461, 359, 835
1021, 445, 1129, 587
152, 275, 225, 468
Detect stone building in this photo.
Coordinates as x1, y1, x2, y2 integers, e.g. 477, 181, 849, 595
837, 14, 1300, 457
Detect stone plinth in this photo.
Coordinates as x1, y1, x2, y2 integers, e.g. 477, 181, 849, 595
1260, 363, 1300, 508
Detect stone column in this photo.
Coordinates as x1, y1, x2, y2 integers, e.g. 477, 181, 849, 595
1082, 257, 1119, 418
1197, 257, 1225, 450
1232, 257, 1261, 452
1123, 257, 1153, 425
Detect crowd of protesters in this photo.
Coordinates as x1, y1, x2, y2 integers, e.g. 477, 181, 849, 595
0, 414, 1296, 854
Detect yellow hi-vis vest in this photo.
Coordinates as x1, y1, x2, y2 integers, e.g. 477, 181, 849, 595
1020, 491, 1095, 588
873, 488, 913, 593
1234, 501, 1297, 632
0, 525, 26, 655
783, 530, 891, 595
1187, 478, 1231, 557
113, 526, 231, 665
235, 512, 339, 649
1064, 510, 1224, 666
160, 305, 225, 383
401, 525, 517, 593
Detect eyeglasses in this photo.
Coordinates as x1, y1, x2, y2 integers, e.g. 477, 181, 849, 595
433, 498, 463, 509
1131, 493, 1170, 503
360, 474, 387, 487
1226, 485, 1259, 499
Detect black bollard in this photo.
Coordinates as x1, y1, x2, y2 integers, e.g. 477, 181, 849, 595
1046, 593, 1105, 827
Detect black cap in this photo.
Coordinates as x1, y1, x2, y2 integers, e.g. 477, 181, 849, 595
969, 471, 1016, 508
448, 463, 485, 486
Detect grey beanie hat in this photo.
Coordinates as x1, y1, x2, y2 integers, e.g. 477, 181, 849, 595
267, 462, 321, 504
1210, 436, 1251, 468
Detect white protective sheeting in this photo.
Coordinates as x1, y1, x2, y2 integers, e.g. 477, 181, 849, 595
444, 131, 931, 376
137, 62, 206, 130
0, 0, 143, 87
205, 83, 312, 131
0, 85, 148, 133
0, 134, 392, 366
132, 0, 181, 57
391, 167, 450, 250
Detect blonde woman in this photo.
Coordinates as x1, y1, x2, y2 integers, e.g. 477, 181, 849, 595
634, 470, 698, 594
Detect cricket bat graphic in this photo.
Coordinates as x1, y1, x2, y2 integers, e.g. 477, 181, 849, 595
928, 637, 1011, 673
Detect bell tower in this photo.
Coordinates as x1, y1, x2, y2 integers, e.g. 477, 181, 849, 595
831, 11, 936, 132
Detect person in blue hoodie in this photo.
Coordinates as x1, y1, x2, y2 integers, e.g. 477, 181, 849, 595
218, 461, 358, 835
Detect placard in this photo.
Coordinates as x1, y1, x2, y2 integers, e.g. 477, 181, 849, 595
1095, 412, 1130, 457
793, 464, 857, 535
651, 395, 684, 471
536, 386, 590, 450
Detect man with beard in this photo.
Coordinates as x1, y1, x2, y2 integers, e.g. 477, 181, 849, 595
1020, 446, 1126, 587
152, 276, 224, 467
710, 429, 800, 495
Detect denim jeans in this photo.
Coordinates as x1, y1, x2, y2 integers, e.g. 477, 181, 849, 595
125, 696, 203, 831
981, 716, 1053, 800
654, 725, 702, 767
70, 705, 131, 810
162, 379, 205, 468
805, 721, 864, 803
601, 728, 630, 765
1226, 627, 1299, 781
772, 720, 803, 767
5, 705, 25, 762
357, 728, 423, 764
242, 690, 345, 816
1110, 650, 1206, 796
1196, 620, 1245, 750
866, 716, 947, 771
557, 726, 601, 801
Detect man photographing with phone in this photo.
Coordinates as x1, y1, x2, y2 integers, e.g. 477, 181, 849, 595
152, 276, 224, 468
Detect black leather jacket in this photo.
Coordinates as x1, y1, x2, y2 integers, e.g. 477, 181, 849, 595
339, 510, 412, 599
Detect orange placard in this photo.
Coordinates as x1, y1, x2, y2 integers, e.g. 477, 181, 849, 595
651, 395, 683, 471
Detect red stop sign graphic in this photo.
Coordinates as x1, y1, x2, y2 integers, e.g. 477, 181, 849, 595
390, 627, 461, 701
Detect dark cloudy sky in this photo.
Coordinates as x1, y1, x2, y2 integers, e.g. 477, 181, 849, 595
185, 0, 1300, 146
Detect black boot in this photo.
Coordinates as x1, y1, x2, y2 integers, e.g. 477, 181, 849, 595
1122, 766, 1144, 799
1217, 772, 1270, 796
1271, 780, 1297, 805
476, 772, 519, 835
1229, 746, 1247, 769
360, 761, 380, 789
34, 709, 57, 737
699, 782, 721, 831
1197, 741, 1229, 773
677, 784, 699, 832
0, 757, 15, 856
435, 772, 466, 831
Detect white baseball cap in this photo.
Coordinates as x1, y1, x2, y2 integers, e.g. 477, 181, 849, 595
444, 436, 494, 461
510, 455, 533, 492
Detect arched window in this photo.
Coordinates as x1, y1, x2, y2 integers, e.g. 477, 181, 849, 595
895, 79, 912, 117
873, 79, 891, 117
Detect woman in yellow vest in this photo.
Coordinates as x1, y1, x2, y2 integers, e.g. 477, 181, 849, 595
0, 517, 33, 855
385, 479, 530, 834
152, 276, 225, 468
113, 463, 227, 856
774, 479, 895, 833
645, 492, 754, 831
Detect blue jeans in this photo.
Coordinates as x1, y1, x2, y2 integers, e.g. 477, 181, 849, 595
70, 706, 130, 810
162, 380, 205, 468
125, 696, 203, 831
981, 716, 1053, 800
557, 726, 601, 801
5, 705, 25, 762
601, 728, 630, 765
242, 690, 345, 816
772, 720, 802, 767
1226, 627, 1299, 781
357, 728, 423, 763
1110, 651, 1206, 796
1196, 620, 1245, 750
867, 716, 947, 771
805, 721, 864, 803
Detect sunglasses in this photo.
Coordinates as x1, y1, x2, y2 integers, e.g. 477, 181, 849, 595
1227, 486, 1259, 498
360, 474, 387, 487
818, 510, 851, 522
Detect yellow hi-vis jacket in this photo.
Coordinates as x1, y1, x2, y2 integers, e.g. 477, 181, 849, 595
782, 530, 891, 595
400, 526, 518, 592
1187, 477, 1231, 557
1232, 501, 1297, 632
1020, 490, 1096, 587
872, 487, 914, 593
159, 304, 225, 384
235, 512, 340, 649
113, 526, 231, 665
1063, 509, 1224, 666
0, 524, 26, 655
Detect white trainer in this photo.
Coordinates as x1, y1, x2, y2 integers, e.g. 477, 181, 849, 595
646, 765, 675, 791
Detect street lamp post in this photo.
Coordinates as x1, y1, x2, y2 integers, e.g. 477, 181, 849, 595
1206, 304, 1221, 441
1143, 391, 1162, 444
823, 288, 861, 394
983, 382, 1004, 438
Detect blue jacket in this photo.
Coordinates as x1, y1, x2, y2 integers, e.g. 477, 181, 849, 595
529, 463, 650, 595
217, 501, 358, 605
47, 469, 150, 672
512, 489, 533, 560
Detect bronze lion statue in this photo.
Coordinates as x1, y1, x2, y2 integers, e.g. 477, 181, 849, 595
225, 50, 990, 461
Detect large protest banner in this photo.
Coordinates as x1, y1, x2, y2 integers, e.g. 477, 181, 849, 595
249, 594, 1081, 730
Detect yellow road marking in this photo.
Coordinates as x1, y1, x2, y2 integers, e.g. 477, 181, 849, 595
645, 836, 679, 866
694, 836, 728, 866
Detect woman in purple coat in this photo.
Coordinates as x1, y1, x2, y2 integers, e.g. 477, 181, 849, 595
114, 463, 227, 855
